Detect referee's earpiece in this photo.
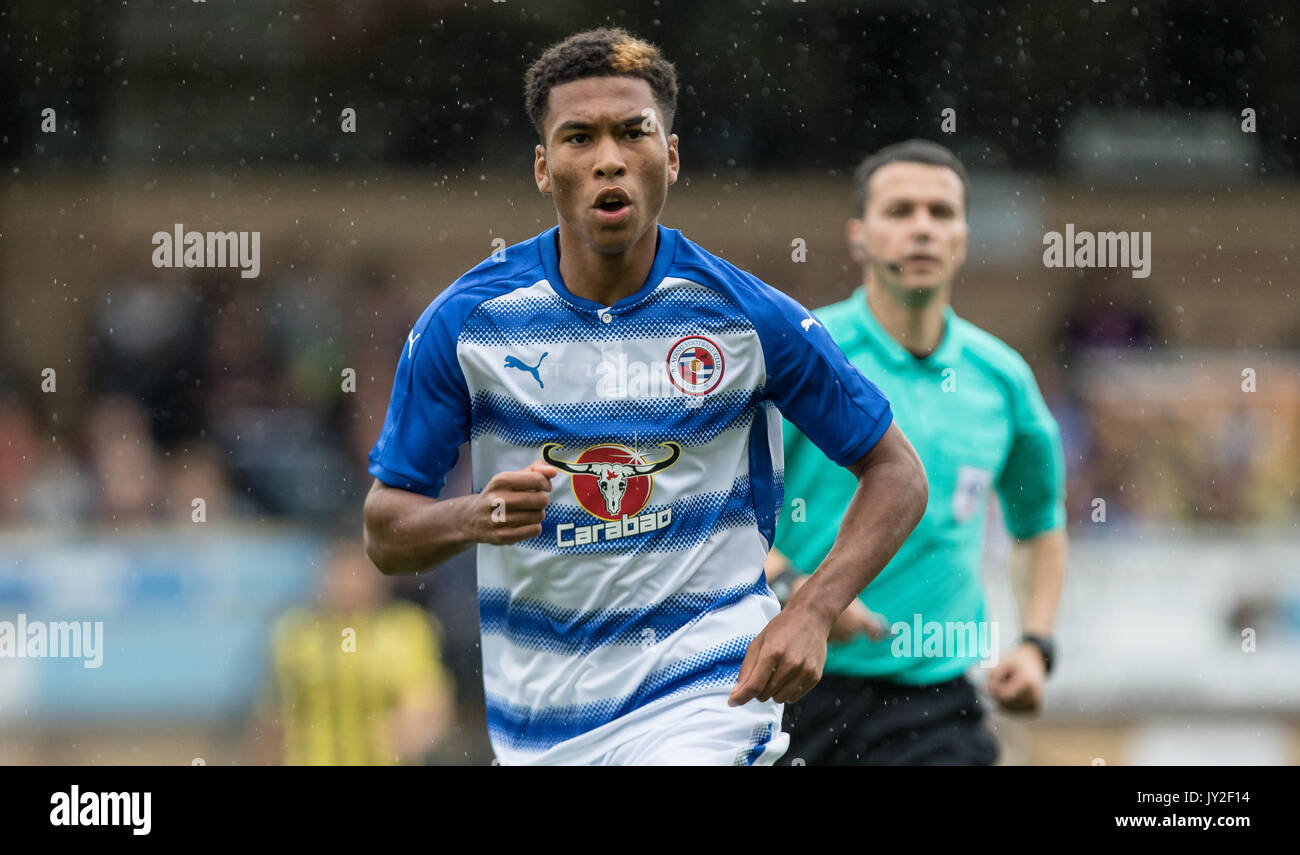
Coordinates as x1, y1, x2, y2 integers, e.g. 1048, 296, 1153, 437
855, 239, 903, 277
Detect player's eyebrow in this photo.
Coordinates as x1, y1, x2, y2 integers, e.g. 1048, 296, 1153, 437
553, 120, 593, 133
553, 115, 650, 133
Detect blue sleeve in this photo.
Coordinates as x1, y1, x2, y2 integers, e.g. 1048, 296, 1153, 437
367, 294, 473, 498
745, 278, 893, 467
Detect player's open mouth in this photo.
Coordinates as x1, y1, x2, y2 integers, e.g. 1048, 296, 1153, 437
591, 188, 632, 224
593, 198, 632, 224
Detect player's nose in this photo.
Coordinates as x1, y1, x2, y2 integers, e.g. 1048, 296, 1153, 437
592, 136, 627, 178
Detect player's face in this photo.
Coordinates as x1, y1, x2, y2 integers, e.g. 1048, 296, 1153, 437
534, 76, 679, 255
847, 162, 968, 305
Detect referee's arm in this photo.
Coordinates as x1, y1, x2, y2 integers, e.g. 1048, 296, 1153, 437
782, 422, 927, 635
986, 354, 1068, 712
730, 421, 927, 706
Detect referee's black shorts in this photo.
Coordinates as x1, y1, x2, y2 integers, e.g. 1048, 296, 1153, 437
779, 673, 999, 765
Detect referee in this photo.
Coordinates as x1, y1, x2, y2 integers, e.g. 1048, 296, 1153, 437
770, 140, 1067, 765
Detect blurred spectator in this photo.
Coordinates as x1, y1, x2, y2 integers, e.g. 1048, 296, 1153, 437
0, 385, 96, 527
250, 538, 454, 765
1061, 268, 1163, 361
88, 265, 209, 448
25, 447, 97, 528
0, 395, 43, 525
86, 396, 168, 525
162, 439, 253, 522
205, 281, 286, 416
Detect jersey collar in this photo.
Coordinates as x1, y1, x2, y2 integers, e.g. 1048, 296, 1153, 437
851, 285, 962, 371
538, 223, 679, 315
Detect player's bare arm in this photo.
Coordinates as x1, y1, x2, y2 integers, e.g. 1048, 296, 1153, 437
364, 461, 558, 576
729, 421, 927, 706
765, 547, 888, 643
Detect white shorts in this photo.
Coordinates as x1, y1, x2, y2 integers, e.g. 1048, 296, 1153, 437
504, 692, 788, 766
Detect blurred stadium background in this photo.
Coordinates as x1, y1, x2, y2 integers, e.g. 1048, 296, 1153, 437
1, 0, 1297, 765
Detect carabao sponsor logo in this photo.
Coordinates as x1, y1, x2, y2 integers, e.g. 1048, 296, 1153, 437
541, 441, 681, 520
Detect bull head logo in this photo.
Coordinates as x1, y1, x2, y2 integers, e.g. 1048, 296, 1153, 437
542, 441, 681, 517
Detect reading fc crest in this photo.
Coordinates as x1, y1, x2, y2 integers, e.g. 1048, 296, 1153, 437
666, 335, 725, 396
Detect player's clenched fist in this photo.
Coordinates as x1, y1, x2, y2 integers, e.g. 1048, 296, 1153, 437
468, 460, 559, 546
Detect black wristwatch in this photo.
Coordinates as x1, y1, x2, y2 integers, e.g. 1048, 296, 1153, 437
768, 567, 800, 606
1021, 633, 1056, 675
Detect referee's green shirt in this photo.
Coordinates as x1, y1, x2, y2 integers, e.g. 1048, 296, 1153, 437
774, 287, 1066, 684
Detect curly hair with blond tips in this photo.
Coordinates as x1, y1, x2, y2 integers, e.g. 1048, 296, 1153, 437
524, 27, 679, 141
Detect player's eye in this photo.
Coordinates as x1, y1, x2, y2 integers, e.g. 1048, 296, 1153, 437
626, 128, 645, 139
567, 133, 590, 144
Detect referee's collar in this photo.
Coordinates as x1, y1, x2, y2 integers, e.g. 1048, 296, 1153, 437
850, 285, 962, 371
538, 223, 679, 315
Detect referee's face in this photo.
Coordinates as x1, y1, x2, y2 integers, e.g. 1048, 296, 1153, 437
848, 162, 968, 305
534, 76, 680, 255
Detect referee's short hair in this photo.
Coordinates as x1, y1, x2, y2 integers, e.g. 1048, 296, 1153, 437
851, 139, 969, 216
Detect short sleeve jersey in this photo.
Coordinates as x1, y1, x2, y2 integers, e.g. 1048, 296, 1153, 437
774, 287, 1066, 684
369, 225, 892, 763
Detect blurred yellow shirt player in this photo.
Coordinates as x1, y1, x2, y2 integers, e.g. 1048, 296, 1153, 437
267, 539, 454, 765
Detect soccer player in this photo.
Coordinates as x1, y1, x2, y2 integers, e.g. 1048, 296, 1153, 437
362, 28, 929, 766
769, 139, 1068, 765
256, 538, 454, 765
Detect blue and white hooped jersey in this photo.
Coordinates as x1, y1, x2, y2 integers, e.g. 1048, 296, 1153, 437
368, 225, 893, 764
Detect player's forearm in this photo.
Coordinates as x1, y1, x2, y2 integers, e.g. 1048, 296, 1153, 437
1014, 527, 1067, 636
363, 484, 478, 576
786, 449, 927, 627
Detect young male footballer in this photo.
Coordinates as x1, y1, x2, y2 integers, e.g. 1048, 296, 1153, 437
363, 28, 928, 765
771, 140, 1068, 765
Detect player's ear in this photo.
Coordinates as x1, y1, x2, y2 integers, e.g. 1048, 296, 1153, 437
534, 144, 551, 195
666, 133, 680, 186
846, 217, 866, 266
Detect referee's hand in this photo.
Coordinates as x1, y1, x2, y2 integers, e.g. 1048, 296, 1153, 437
470, 460, 558, 545
987, 642, 1047, 714
829, 599, 890, 643
785, 575, 889, 643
